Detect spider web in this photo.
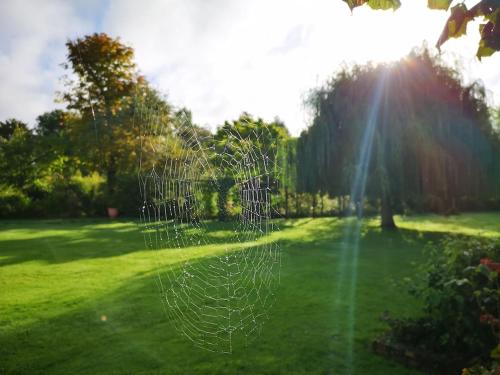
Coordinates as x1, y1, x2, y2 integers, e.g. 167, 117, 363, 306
135, 99, 281, 353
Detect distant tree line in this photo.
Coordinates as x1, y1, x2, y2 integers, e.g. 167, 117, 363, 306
1, 33, 499, 226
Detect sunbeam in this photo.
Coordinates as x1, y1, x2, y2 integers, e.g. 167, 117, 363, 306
333, 70, 388, 373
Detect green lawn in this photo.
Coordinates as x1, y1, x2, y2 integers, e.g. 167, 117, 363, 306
1, 213, 499, 374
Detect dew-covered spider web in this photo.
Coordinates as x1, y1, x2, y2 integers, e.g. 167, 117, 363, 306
135, 97, 281, 353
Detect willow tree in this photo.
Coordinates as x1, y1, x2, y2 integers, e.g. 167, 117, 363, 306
297, 49, 500, 228
280, 137, 298, 217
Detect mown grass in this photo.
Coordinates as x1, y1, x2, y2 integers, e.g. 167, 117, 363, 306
1, 213, 499, 374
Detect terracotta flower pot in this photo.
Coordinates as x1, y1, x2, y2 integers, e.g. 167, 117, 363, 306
107, 207, 119, 218
480, 258, 500, 272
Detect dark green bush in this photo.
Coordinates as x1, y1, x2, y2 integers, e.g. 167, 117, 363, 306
13, 172, 106, 218
37, 179, 100, 217
109, 174, 141, 217
383, 237, 500, 371
0, 185, 30, 218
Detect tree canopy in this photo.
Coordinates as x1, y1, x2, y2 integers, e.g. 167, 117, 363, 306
298, 49, 500, 227
61, 33, 154, 201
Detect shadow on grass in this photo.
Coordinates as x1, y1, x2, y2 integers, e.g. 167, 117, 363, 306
4, 215, 491, 373
1, 213, 488, 268
0, 219, 266, 267
0, 223, 427, 375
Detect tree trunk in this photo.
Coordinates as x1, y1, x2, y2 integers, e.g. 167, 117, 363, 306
106, 153, 117, 198
380, 193, 396, 229
284, 186, 289, 218
106, 159, 117, 207
107, 168, 116, 196
356, 200, 362, 219
217, 178, 232, 222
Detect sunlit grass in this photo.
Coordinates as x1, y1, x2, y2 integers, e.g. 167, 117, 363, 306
1, 214, 498, 374
362, 212, 500, 238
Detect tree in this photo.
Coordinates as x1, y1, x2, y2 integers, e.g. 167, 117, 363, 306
62, 33, 142, 118
341, 0, 500, 59
0, 119, 29, 140
0, 120, 36, 188
61, 33, 146, 200
280, 137, 298, 218
35, 110, 66, 136
297, 49, 500, 228
213, 113, 288, 221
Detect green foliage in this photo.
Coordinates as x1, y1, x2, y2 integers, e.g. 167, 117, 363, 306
462, 360, 500, 375
475, 3, 500, 59
347, 0, 500, 59
62, 33, 141, 117
352, 0, 500, 60
434, 0, 500, 59
61, 33, 153, 201
0, 119, 29, 140
0, 122, 37, 188
35, 174, 103, 218
107, 174, 141, 216
0, 185, 30, 218
27, 157, 106, 218
35, 110, 66, 136
213, 113, 288, 178
298, 49, 500, 225
428, 0, 452, 10
342, 0, 401, 11
437, 3, 470, 45
212, 113, 289, 220
384, 236, 500, 371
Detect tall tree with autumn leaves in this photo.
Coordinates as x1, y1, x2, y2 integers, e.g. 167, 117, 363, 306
61, 33, 148, 202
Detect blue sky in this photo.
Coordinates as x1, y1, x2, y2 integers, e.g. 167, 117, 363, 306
1, 0, 499, 135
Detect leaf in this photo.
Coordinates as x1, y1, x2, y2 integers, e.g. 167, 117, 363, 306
444, 278, 471, 287
436, 3, 472, 49
468, 0, 500, 19
367, 0, 401, 10
476, 42, 496, 59
476, 10, 500, 59
343, 0, 367, 11
342, 0, 400, 11
428, 0, 452, 11
491, 343, 500, 360
478, 264, 492, 275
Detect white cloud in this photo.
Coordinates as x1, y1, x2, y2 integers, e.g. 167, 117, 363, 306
0, 0, 499, 134
0, 0, 91, 126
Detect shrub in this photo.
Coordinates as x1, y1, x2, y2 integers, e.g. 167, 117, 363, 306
109, 174, 141, 217
0, 185, 30, 218
29, 171, 105, 218
381, 237, 500, 372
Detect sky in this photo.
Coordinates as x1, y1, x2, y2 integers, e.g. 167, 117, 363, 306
0, 0, 499, 136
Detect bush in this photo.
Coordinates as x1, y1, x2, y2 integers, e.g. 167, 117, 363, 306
0, 185, 30, 218
27, 172, 105, 218
31, 174, 102, 217
71, 172, 106, 216
109, 174, 141, 217
381, 237, 500, 372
